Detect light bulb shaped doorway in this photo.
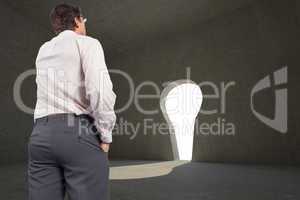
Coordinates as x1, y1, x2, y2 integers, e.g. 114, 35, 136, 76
160, 80, 203, 161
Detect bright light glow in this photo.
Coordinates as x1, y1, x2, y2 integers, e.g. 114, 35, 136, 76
161, 81, 202, 161
109, 161, 188, 180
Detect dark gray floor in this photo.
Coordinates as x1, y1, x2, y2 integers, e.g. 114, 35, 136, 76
1, 160, 299, 200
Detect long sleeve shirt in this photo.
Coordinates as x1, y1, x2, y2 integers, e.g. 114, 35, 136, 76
34, 30, 116, 143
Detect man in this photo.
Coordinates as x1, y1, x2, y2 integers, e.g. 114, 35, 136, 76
28, 3, 116, 200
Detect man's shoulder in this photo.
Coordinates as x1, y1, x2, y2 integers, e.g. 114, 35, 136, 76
76, 34, 101, 46
39, 40, 50, 49
38, 35, 58, 52
37, 40, 51, 56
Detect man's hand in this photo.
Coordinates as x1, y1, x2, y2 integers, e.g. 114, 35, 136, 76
100, 143, 110, 153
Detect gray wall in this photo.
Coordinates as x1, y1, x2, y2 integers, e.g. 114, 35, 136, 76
109, 0, 300, 164
0, 0, 299, 165
0, 2, 50, 165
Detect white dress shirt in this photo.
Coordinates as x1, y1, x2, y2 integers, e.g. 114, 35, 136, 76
34, 30, 116, 143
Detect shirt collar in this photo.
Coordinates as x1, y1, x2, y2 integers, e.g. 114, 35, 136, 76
58, 30, 77, 36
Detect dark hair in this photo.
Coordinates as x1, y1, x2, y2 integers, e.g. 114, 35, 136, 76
50, 3, 82, 34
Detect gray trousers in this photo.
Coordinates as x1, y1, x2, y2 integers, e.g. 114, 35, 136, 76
27, 113, 109, 200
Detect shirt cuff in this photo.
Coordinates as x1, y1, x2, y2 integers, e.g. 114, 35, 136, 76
98, 129, 112, 143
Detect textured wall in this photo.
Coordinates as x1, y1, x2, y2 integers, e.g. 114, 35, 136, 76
0, 0, 299, 165
0, 2, 51, 165
109, 0, 300, 164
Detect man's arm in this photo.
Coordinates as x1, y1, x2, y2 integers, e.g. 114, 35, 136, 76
81, 38, 116, 144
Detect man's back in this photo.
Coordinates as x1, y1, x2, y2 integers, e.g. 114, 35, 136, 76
35, 30, 92, 119
34, 30, 116, 144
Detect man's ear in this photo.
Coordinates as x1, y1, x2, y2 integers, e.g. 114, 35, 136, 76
74, 17, 80, 28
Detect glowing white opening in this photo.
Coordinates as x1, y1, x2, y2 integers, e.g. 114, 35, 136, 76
161, 81, 202, 161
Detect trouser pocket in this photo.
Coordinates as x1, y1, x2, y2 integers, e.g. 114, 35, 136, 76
78, 132, 105, 152
77, 116, 106, 153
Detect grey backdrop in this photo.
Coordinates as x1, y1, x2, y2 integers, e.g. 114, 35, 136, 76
0, 0, 299, 165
